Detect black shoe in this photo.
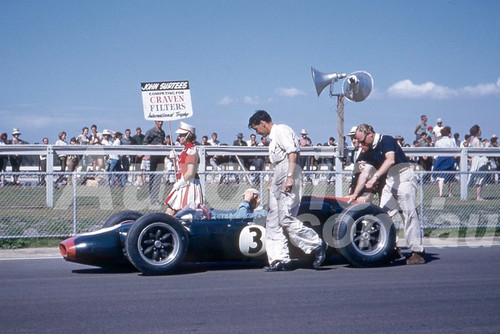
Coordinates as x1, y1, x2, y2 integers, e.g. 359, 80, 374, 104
313, 242, 327, 269
390, 247, 405, 262
263, 261, 292, 272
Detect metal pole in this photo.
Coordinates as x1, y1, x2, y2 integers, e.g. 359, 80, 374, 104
335, 95, 345, 197
337, 95, 345, 158
460, 148, 468, 201
73, 172, 78, 234
46, 145, 54, 208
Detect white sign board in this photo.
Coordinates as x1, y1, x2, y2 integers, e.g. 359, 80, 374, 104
141, 81, 193, 121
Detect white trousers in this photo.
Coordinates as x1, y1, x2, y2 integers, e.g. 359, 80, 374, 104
380, 168, 424, 253
265, 160, 322, 264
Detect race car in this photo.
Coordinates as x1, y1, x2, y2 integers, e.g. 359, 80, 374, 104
59, 196, 397, 275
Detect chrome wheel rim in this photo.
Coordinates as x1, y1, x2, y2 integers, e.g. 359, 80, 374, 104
349, 215, 388, 256
137, 222, 181, 266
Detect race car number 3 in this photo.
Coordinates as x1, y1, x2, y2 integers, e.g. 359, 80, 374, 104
238, 225, 266, 257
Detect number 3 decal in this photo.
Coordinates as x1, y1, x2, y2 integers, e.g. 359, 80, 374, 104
238, 225, 266, 257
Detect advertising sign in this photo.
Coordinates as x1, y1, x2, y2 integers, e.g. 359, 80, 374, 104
141, 81, 193, 121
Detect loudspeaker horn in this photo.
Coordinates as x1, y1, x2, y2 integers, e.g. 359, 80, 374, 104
342, 71, 373, 102
311, 67, 346, 96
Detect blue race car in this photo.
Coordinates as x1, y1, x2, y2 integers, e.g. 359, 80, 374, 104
59, 196, 397, 275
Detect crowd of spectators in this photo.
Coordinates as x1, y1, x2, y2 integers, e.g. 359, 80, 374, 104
0, 117, 498, 191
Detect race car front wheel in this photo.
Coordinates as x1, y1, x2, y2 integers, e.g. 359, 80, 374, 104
332, 203, 396, 267
125, 213, 188, 275
102, 210, 143, 228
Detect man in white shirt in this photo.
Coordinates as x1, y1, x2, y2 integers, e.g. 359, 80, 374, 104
248, 110, 326, 271
433, 118, 444, 141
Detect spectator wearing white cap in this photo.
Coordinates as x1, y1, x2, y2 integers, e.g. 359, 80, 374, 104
164, 121, 203, 216
9, 128, 26, 185
433, 118, 444, 141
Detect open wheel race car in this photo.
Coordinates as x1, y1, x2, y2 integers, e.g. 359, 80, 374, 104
59, 196, 397, 275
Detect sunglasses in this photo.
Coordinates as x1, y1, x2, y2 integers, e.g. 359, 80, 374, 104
358, 132, 372, 146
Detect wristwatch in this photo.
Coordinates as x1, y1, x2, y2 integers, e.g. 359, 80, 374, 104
287, 172, 293, 178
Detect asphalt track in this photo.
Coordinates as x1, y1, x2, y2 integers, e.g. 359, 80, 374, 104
1, 242, 500, 334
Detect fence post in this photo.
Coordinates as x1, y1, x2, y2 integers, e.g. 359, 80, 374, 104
419, 171, 425, 229
46, 145, 54, 208
460, 148, 468, 201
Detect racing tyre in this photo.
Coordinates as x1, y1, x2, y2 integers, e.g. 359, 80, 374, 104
125, 213, 188, 275
102, 210, 143, 228
332, 203, 396, 267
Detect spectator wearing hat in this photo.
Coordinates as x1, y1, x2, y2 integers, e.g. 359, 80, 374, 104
0, 133, 9, 186
433, 118, 444, 141
233, 132, 247, 147
346, 126, 361, 165
9, 128, 26, 185
164, 121, 203, 216
298, 129, 312, 178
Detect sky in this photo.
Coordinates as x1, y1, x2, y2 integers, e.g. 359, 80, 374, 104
1, 0, 499, 145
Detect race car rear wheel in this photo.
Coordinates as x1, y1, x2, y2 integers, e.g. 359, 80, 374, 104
332, 203, 396, 267
125, 213, 188, 275
102, 210, 142, 228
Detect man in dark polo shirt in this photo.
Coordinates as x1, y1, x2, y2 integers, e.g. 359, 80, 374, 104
144, 121, 166, 205
347, 123, 425, 265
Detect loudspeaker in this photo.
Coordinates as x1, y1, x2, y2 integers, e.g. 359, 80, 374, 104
311, 67, 346, 97
342, 71, 373, 102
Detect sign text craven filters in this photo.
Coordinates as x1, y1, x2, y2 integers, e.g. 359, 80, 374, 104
141, 81, 193, 121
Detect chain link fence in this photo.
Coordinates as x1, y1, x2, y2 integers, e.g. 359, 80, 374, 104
1, 168, 499, 239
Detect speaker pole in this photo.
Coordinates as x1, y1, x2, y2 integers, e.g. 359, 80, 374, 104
335, 95, 345, 197
312, 66, 373, 197
337, 95, 344, 158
